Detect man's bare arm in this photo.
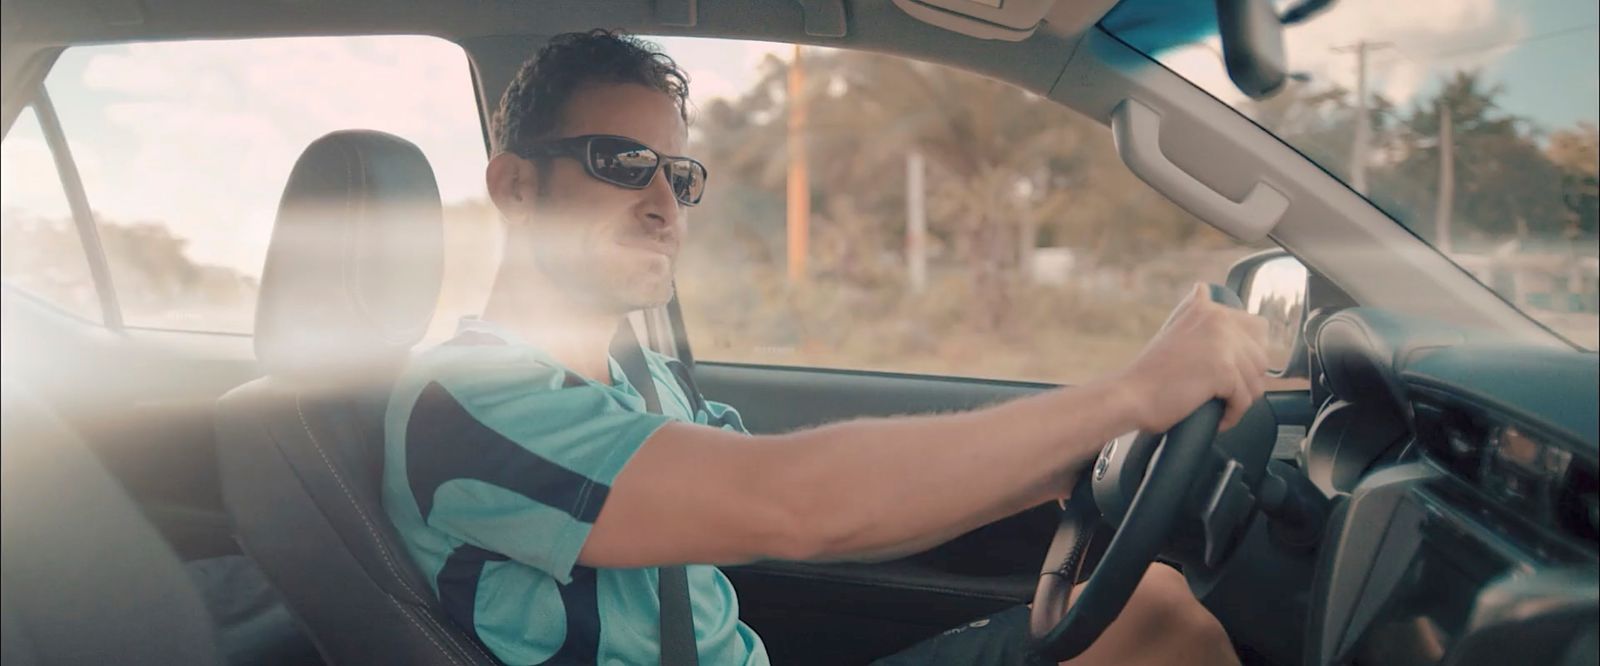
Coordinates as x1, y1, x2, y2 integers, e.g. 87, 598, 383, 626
580, 379, 1132, 568
579, 286, 1268, 569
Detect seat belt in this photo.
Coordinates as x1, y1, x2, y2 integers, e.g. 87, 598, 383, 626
610, 320, 700, 666
665, 291, 697, 370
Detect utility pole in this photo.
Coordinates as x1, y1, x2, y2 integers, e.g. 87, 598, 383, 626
906, 150, 927, 293
1434, 100, 1454, 254
786, 44, 810, 285
1333, 40, 1392, 194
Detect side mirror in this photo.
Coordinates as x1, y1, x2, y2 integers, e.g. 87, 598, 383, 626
1226, 250, 1309, 377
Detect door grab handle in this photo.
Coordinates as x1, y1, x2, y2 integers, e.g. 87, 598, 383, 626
1112, 98, 1288, 241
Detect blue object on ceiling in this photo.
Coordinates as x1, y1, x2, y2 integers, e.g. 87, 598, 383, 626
1100, 0, 1222, 56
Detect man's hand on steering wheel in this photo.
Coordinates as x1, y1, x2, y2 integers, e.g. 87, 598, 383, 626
1031, 284, 1270, 662
1114, 283, 1270, 434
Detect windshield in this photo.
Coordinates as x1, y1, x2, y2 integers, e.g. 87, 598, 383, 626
1103, 0, 1599, 350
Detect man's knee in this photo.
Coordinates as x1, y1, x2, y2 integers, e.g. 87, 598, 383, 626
1050, 565, 1236, 666
1124, 565, 1231, 650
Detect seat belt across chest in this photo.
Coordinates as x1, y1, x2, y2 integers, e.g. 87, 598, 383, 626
610, 320, 699, 666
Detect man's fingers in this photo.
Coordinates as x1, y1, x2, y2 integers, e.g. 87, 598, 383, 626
1229, 311, 1269, 352
1164, 283, 1210, 331
1219, 367, 1253, 431
1231, 351, 1265, 426
1145, 284, 1270, 434
1243, 364, 1266, 402
1241, 311, 1269, 346
1238, 334, 1270, 378
1226, 311, 1270, 376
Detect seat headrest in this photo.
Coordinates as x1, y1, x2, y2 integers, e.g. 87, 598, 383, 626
255, 130, 443, 379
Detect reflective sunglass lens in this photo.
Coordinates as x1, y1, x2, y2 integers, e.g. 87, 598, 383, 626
666, 160, 706, 204
588, 137, 659, 187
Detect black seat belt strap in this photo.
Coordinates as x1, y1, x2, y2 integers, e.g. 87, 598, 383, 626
610, 320, 699, 666
655, 564, 698, 666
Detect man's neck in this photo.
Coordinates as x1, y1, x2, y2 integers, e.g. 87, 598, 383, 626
482, 263, 623, 386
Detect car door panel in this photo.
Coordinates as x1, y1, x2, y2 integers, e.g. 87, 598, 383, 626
4, 287, 260, 560
724, 560, 1030, 664
695, 361, 1054, 434
694, 362, 1059, 660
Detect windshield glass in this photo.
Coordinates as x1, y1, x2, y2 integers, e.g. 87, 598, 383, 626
1103, 0, 1599, 350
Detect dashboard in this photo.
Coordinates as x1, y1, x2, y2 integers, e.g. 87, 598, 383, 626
1296, 308, 1598, 666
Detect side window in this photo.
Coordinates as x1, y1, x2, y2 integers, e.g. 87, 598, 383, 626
666, 40, 1264, 384
1, 106, 103, 322
40, 36, 492, 334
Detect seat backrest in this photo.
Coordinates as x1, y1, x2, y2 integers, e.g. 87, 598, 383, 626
214, 130, 499, 666
1, 379, 222, 666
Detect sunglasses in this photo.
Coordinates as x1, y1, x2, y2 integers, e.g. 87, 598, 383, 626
518, 134, 708, 206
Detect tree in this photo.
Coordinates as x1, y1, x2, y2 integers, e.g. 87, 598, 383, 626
1, 211, 260, 328
687, 49, 1234, 316
1378, 71, 1566, 248
1546, 123, 1599, 240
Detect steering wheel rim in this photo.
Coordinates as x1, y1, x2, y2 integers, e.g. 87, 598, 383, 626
1028, 285, 1241, 662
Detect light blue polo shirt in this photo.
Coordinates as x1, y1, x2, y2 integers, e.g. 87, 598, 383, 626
382, 317, 766, 665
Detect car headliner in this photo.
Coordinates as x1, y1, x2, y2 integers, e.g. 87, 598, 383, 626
0, 0, 1117, 135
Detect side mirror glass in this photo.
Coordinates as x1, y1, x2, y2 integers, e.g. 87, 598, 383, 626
1227, 251, 1309, 373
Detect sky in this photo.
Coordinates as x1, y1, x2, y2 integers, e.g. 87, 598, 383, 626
1, 35, 792, 275
1144, 0, 1599, 131
2, 0, 1595, 276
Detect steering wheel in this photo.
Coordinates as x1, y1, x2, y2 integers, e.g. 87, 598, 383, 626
1028, 285, 1244, 661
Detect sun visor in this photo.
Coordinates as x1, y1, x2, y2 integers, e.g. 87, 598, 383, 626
891, 0, 1059, 41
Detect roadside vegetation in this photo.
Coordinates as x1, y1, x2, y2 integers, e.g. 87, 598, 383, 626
5, 49, 1594, 380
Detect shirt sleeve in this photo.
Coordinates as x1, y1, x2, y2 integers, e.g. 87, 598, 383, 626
397, 351, 671, 583
699, 398, 748, 434
652, 352, 750, 434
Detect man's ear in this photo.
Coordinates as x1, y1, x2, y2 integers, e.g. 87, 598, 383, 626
486, 152, 538, 223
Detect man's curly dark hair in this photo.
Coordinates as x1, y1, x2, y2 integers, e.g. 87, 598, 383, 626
492, 29, 690, 155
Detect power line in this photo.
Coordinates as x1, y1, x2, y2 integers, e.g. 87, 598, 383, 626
1394, 23, 1599, 64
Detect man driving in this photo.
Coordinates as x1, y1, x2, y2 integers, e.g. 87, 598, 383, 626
383, 30, 1262, 666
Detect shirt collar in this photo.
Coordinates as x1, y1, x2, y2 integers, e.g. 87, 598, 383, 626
455, 316, 633, 392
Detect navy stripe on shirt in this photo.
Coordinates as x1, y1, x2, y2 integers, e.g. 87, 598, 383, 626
540, 566, 602, 665
436, 544, 509, 651
405, 381, 610, 524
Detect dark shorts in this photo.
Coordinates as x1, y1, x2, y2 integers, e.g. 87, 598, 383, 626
870, 605, 1054, 666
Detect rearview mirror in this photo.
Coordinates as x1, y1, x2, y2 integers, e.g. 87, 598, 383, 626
1216, 0, 1288, 98
1227, 250, 1308, 374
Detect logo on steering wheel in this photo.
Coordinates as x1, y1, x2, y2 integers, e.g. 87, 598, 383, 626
1094, 439, 1117, 481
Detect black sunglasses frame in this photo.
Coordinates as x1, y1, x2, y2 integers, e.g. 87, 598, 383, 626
517, 134, 708, 206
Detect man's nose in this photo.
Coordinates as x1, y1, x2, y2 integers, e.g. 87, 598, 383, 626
638, 165, 680, 228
